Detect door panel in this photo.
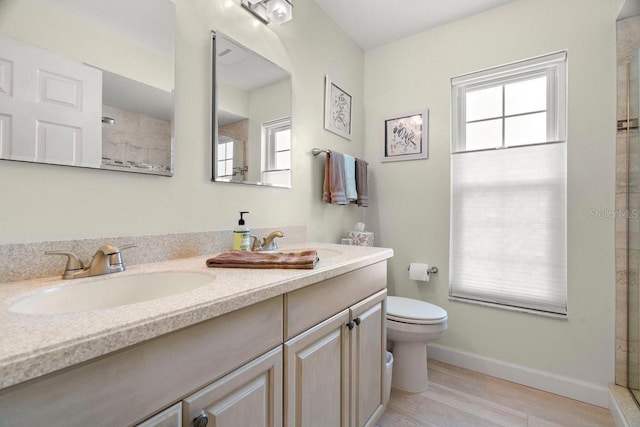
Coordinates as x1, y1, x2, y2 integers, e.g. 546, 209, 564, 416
285, 309, 350, 427
182, 346, 282, 427
350, 290, 386, 427
0, 36, 101, 166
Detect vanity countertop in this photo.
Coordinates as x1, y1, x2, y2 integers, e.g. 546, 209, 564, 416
0, 243, 392, 390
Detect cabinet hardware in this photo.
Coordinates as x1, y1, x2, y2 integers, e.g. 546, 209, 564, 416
347, 321, 355, 330
193, 412, 209, 427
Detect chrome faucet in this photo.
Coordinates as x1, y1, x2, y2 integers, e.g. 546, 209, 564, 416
251, 231, 284, 251
46, 243, 135, 279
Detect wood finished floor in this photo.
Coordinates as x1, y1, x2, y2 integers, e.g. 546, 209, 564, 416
378, 360, 615, 427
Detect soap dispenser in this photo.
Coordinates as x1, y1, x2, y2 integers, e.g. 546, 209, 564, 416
233, 211, 251, 251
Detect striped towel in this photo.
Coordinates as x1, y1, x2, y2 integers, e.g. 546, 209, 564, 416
206, 250, 319, 269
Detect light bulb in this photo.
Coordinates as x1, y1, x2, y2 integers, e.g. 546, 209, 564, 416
267, 0, 292, 24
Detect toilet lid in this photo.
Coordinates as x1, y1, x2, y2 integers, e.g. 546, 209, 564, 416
387, 296, 447, 325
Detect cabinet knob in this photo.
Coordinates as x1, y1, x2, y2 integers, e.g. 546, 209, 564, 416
354, 317, 361, 326
193, 412, 209, 427
347, 321, 355, 330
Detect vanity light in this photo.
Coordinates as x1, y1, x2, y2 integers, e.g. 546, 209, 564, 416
241, 0, 292, 24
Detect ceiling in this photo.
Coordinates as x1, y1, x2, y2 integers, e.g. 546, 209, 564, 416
312, 0, 516, 50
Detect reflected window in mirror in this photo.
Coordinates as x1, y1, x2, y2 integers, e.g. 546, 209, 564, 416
211, 31, 292, 188
262, 118, 291, 187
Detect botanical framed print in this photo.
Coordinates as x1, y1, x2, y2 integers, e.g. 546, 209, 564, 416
324, 75, 352, 140
382, 110, 429, 162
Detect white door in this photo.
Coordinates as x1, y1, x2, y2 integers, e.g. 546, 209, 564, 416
0, 36, 102, 167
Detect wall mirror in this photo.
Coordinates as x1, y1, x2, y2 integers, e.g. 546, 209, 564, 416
211, 31, 292, 188
0, 0, 175, 176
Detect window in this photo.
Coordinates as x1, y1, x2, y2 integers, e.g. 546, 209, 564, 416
217, 136, 234, 178
262, 117, 291, 186
263, 117, 291, 172
449, 52, 567, 316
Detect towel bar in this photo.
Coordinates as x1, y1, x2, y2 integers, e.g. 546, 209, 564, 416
312, 148, 329, 156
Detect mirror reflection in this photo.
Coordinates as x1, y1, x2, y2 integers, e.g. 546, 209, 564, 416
0, 0, 175, 176
212, 32, 292, 188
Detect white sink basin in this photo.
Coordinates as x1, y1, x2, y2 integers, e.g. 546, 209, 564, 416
10, 271, 214, 315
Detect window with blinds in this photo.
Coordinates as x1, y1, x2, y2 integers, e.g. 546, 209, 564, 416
450, 52, 567, 315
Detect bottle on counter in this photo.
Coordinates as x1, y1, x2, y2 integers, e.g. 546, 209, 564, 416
233, 211, 251, 251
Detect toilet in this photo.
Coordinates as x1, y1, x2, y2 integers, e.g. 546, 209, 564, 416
386, 296, 447, 393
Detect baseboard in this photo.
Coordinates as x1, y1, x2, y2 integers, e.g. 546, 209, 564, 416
427, 343, 610, 408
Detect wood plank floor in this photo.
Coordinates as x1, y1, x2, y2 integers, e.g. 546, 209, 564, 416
378, 360, 615, 427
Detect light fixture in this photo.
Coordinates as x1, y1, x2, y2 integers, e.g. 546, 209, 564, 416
241, 0, 292, 25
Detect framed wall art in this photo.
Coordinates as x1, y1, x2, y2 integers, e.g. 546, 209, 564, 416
382, 110, 429, 162
324, 75, 352, 140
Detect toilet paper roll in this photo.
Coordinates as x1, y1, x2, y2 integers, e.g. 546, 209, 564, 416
409, 263, 431, 282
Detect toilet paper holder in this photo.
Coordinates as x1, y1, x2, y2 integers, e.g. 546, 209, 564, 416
407, 265, 438, 274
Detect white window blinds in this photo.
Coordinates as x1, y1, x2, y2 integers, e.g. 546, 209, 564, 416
450, 143, 567, 315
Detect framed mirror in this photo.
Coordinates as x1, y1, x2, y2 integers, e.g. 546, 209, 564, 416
0, 0, 175, 176
211, 31, 292, 188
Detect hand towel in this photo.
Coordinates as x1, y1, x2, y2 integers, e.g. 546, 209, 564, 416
343, 153, 357, 202
355, 158, 369, 207
206, 250, 319, 269
322, 151, 332, 203
322, 151, 348, 205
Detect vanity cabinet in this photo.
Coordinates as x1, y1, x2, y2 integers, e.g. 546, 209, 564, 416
0, 260, 388, 427
284, 262, 387, 427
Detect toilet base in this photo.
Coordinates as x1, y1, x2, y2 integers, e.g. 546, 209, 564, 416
391, 341, 428, 393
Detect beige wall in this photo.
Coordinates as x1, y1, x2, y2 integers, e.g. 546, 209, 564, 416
0, 0, 365, 244
364, 0, 621, 390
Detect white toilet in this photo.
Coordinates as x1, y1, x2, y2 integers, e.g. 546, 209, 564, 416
386, 296, 447, 393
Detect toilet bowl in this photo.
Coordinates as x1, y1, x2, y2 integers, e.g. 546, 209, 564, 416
386, 296, 447, 393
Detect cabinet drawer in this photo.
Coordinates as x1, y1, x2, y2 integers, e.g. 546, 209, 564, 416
284, 262, 386, 340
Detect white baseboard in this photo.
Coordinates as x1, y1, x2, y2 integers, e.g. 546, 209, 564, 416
427, 343, 610, 408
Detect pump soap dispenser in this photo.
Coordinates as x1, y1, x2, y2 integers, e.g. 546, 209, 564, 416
233, 211, 251, 251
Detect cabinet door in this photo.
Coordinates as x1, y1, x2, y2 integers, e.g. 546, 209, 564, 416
182, 346, 282, 427
284, 309, 350, 427
350, 290, 386, 427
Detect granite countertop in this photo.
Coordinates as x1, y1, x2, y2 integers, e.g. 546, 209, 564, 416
0, 243, 393, 390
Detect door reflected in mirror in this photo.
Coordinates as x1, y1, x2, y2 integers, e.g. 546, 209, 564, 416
0, 0, 175, 176
212, 31, 292, 188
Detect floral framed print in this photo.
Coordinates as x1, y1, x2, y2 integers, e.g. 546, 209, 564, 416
382, 110, 429, 162
324, 76, 352, 140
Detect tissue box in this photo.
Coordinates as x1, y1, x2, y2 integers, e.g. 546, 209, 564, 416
347, 231, 374, 247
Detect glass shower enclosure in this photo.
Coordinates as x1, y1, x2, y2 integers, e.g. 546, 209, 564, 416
627, 49, 640, 402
